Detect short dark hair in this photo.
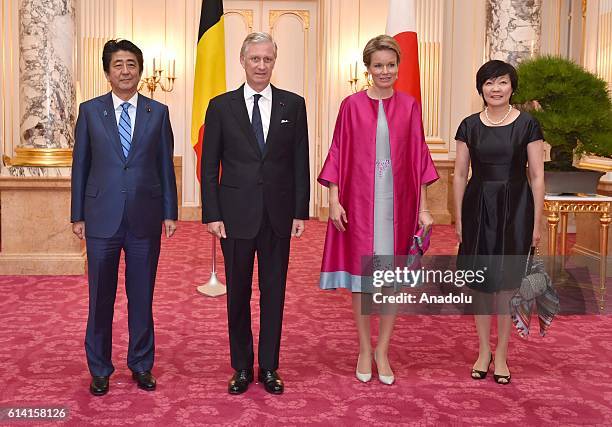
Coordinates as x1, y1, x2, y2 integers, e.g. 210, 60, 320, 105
476, 60, 518, 104
102, 39, 144, 74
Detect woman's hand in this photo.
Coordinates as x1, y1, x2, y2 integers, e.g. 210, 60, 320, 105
329, 201, 347, 232
418, 210, 434, 231
455, 221, 462, 244
532, 228, 541, 247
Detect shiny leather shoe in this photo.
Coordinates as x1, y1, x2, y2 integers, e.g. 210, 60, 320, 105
355, 353, 372, 383
471, 353, 493, 380
132, 371, 156, 391
374, 352, 395, 385
90, 376, 109, 396
494, 372, 511, 384
228, 369, 254, 395
258, 369, 284, 395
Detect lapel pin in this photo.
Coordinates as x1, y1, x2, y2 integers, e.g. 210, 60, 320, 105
146, 105, 151, 113
280, 101, 285, 107
103, 110, 108, 116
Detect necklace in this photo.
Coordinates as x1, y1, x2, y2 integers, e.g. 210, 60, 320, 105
484, 105, 513, 125
367, 87, 394, 100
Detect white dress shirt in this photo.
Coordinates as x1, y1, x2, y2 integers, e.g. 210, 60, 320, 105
111, 92, 138, 140
244, 83, 272, 141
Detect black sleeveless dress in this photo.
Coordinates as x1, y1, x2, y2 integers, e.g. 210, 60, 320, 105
455, 111, 544, 293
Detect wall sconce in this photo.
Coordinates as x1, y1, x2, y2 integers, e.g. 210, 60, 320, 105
348, 61, 371, 93
139, 55, 176, 99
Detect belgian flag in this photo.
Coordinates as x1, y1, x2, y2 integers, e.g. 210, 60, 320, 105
191, 0, 226, 182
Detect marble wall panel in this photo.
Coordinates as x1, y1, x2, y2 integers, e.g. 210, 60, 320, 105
19, 0, 76, 149
486, 0, 542, 64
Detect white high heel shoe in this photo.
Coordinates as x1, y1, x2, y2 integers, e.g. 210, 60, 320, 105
355, 354, 372, 383
374, 352, 395, 385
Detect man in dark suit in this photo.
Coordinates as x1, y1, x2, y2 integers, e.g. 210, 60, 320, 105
71, 39, 178, 396
201, 32, 310, 395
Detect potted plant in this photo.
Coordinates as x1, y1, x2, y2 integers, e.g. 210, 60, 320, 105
513, 56, 612, 194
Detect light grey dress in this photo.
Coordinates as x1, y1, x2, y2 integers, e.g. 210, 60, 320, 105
319, 99, 395, 292
373, 99, 394, 257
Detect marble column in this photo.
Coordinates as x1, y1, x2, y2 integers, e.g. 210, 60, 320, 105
486, 0, 542, 65
0, 0, 84, 275
13, 0, 75, 175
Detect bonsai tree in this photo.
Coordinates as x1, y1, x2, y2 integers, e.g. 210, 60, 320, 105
513, 56, 612, 171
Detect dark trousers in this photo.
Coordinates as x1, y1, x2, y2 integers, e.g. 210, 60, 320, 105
220, 213, 291, 371
84, 211, 161, 377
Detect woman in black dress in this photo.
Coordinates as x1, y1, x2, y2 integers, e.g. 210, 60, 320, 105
453, 60, 545, 384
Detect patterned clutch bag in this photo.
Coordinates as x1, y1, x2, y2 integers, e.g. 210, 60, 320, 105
510, 247, 560, 337
412, 225, 431, 255
406, 226, 431, 277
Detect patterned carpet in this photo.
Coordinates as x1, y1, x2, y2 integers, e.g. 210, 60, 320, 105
0, 221, 611, 426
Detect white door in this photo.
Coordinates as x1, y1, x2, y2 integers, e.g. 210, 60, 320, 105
224, 0, 318, 217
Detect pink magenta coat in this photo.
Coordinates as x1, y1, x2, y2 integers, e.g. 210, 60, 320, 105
318, 91, 439, 289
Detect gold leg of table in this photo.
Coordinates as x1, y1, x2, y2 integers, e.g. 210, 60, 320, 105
548, 210, 560, 280
600, 211, 611, 310
560, 212, 568, 267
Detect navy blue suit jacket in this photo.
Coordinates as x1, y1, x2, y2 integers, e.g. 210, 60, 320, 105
71, 92, 178, 238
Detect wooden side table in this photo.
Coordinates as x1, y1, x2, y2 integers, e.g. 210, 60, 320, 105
544, 195, 612, 309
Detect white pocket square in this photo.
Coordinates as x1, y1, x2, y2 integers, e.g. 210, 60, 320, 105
281, 119, 290, 124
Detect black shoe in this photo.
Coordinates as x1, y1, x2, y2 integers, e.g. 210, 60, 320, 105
494, 366, 511, 385
258, 369, 284, 395
132, 371, 156, 391
471, 353, 493, 380
493, 373, 511, 384
90, 376, 109, 396
228, 369, 254, 395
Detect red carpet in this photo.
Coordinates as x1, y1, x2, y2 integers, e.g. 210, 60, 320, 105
0, 222, 611, 426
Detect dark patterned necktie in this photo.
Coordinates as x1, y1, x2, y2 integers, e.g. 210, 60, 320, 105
251, 94, 265, 153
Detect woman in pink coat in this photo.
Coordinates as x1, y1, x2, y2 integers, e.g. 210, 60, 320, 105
318, 35, 439, 384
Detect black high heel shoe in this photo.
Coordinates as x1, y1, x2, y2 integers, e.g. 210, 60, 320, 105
493, 372, 511, 384
471, 353, 493, 380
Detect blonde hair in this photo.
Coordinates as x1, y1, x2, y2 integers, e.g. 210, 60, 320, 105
362, 35, 401, 67
240, 32, 278, 59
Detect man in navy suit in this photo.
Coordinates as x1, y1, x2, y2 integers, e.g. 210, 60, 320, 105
71, 39, 178, 396
202, 32, 310, 395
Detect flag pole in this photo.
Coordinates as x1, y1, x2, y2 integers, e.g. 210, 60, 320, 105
192, 0, 226, 297
197, 235, 226, 297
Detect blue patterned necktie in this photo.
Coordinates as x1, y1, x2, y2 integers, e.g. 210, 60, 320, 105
251, 94, 265, 153
118, 102, 132, 158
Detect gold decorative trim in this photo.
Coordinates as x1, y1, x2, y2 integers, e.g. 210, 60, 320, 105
573, 153, 612, 173
433, 159, 456, 168
581, 0, 587, 65
224, 9, 254, 33
572, 244, 606, 261
426, 137, 445, 145
544, 200, 611, 214
545, 194, 610, 309
3, 147, 73, 167
575, 161, 612, 173
419, 41, 442, 138
269, 10, 310, 30
426, 137, 448, 154
556, 0, 562, 55
429, 148, 449, 154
